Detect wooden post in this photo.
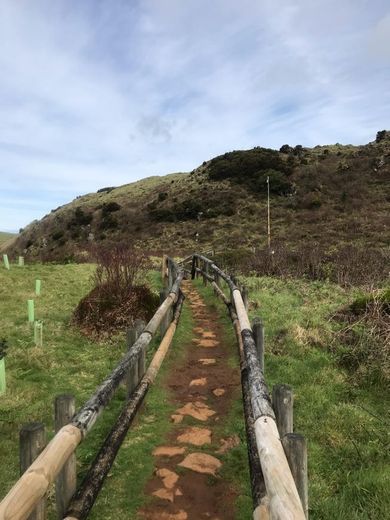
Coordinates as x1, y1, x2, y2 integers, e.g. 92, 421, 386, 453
252, 318, 264, 373
167, 258, 174, 289
242, 285, 249, 311
55, 395, 76, 519
160, 289, 170, 337
272, 384, 293, 438
190, 256, 196, 280
20, 423, 47, 520
282, 433, 308, 518
135, 319, 146, 381
203, 261, 209, 286
126, 326, 140, 397
161, 255, 168, 287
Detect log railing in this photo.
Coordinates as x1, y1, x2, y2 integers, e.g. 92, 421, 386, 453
0, 258, 184, 520
187, 253, 308, 519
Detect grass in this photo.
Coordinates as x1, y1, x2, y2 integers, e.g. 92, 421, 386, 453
0, 232, 15, 244
0, 261, 193, 519
202, 274, 389, 519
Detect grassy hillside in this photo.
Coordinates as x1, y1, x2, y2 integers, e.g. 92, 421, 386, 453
8, 131, 390, 260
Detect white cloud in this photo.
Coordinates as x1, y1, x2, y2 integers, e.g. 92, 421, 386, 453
0, 0, 389, 230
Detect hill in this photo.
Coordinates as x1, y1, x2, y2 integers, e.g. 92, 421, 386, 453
9, 131, 390, 260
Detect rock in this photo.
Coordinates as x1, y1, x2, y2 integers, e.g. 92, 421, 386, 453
213, 388, 225, 397
199, 358, 216, 365
189, 377, 207, 387
156, 468, 179, 489
152, 488, 174, 502
171, 414, 183, 424
153, 446, 186, 457
177, 427, 212, 446
179, 453, 222, 475
176, 401, 216, 421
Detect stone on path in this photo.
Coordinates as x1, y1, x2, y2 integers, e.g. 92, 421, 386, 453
152, 488, 174, 502
177, 427, 212, 446
213, 388, 225, 397
171, 414, 183, 424
144, 510, 188, 520
194, 338, 219, 348
199, 358, 216, 365
156, 468, 179, 489
176, 401, 216, 421
153, 446, 186, 457
189, 377, 207, 387
179, 453, 222, 476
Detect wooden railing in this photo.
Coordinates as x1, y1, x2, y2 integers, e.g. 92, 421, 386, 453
186, 253, 308, 519
0, 258, 184, 520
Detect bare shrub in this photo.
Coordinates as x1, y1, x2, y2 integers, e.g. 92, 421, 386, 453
73, 243, 157, 337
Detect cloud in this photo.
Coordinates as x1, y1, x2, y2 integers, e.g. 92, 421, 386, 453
0, 0, 389, 229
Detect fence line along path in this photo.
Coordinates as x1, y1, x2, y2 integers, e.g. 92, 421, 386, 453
0, 253, 308, 520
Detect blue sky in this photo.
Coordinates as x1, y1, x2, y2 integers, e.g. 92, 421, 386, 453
0, 0, 389, 232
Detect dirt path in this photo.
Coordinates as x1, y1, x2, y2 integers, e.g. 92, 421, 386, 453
139, 280, 241, 520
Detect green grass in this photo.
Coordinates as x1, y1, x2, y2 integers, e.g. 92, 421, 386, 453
0, 232, 15, 244
0, 262, 193, 518
200, 275, 389, 519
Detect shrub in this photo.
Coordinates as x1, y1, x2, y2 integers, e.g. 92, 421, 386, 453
51, 230, 64, 241
101, 202, 121, 216
68, 207, 93, 228
73, 244, 156, 336
97, 187, 116, 193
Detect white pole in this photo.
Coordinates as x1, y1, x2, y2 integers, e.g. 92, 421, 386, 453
267, 176, 271, 248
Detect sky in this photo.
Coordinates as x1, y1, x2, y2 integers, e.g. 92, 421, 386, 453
0, 0, 389, 232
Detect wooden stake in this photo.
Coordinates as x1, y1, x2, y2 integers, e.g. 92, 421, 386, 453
282, 433, 308, 518
19, 423, 47, 520
272, 384, 293, 438
55, 395, 77, 519
252, 318, 265, 373
242, 285, 249, 311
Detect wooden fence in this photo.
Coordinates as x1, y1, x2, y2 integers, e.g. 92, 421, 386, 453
1, 252, 308, 520
0, 258, 184, 520
184, 253, 308, 520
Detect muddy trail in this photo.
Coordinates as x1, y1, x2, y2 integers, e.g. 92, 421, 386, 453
139, 280, 241, 520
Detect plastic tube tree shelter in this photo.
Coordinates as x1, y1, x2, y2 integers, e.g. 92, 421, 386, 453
3, 254, 10, 270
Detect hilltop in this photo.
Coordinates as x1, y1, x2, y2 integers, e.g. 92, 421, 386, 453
9, 131, 390, 260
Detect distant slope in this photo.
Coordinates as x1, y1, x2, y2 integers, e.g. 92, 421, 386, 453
9, 131, 390, 259
0, 232, 17, 253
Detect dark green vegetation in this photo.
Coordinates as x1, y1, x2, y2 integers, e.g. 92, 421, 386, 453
8, 131, 390, 259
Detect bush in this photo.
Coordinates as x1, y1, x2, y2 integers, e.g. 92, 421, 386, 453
97, 187, 116, 193
73, 244, 156, 336
101, 202, 121, 216
68, 207, 93, 228
51, 230, 64, 241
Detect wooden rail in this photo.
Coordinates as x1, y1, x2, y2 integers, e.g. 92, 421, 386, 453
189, 254, 307, 519
0, 259, 184, 520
